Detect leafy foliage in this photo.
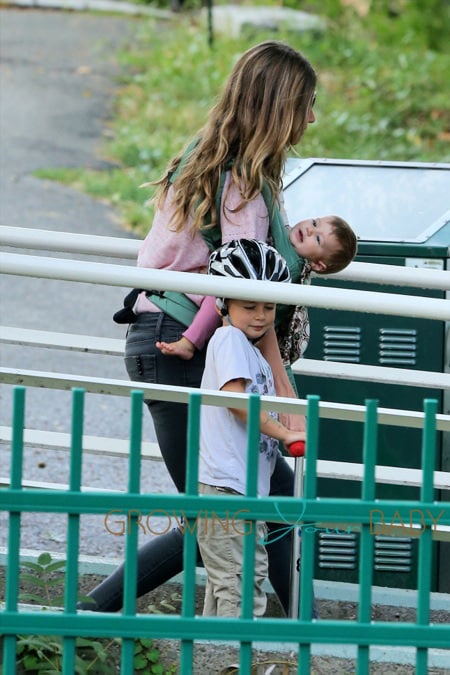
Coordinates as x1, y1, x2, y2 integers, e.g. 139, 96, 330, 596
11, 552, 174, 673
15, 634, 113, 674
19, 552, 67, 607
34, 1, 450, 236
132, 637, 176, 673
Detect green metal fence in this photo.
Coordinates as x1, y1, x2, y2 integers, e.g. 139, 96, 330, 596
1, 385, 450, 674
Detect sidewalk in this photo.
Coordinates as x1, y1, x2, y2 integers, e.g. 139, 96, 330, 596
0, 8, 172, 562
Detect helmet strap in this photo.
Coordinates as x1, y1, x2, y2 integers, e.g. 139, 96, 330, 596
216, 298, 229, 316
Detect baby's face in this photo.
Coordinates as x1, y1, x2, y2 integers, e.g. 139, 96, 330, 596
289, 216, 340, 272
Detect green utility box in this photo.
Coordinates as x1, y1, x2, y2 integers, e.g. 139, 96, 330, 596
283, 158, 450, 592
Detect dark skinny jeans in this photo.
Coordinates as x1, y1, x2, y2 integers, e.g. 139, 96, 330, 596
82, 312, 295, 614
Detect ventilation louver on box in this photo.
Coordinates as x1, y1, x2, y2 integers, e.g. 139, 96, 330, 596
318, 533, 413, 572
323, 326, 361, 363
379, 328, 417, 366
374, 536, 413, 572
318, 532, 357, 569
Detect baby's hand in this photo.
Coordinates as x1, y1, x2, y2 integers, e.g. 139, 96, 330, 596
156, 337, 195, 360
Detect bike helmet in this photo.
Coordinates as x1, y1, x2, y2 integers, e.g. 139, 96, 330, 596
208, 239, 291, 315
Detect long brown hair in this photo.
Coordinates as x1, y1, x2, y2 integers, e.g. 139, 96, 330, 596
153, 41, 317, 234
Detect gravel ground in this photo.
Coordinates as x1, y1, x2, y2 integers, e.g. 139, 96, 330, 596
105, 582, 450, 674
2, 570, 450, 674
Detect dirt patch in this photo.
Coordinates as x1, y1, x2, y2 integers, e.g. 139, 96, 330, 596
2, 571, 449, 674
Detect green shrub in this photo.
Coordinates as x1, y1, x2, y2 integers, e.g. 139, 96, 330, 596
8, 552, 175, 673
36, 3, 450, 236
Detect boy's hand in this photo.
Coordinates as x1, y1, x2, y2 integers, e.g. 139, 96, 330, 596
283, 431, 306, 457
156, 337, 195, 360
284, 430, 306, 446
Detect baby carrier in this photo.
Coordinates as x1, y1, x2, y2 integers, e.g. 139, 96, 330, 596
114, 145, 305, 334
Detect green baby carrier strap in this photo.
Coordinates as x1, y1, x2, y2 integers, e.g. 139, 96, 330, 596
259, 181, 305, 331
148, 141, 304, 327
145, 140, 223, 326
145, 290, 200, 328
146, 139, 218, 327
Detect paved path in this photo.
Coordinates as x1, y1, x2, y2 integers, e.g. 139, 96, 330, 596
0, 8, 175, 559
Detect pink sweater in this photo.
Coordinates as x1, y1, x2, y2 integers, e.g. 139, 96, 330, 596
135, 172, 270, 349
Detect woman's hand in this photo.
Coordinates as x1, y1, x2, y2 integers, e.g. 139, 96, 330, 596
279, 410, 306, 433
257, 327, 306, 431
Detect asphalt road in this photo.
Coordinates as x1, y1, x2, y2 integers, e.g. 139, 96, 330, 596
0, 8, 176, 559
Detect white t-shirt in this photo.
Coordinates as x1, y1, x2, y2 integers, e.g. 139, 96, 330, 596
199, 325, 280, 496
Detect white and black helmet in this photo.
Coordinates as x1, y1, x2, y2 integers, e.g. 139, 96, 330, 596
208, 239, 291, 283
208, 239, 291, 315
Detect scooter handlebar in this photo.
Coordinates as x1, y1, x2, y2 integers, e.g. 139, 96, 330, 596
287, 441, 305, 457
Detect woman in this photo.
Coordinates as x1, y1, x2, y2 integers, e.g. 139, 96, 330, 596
82, 40, 317, 615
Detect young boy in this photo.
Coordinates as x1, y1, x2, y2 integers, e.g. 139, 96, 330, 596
196, 239, 306, 618
156, 214, 357, 360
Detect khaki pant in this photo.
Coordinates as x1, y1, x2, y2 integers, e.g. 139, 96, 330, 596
197, 482, 268, 617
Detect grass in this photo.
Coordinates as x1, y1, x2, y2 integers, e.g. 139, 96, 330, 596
34, 0, 450, 237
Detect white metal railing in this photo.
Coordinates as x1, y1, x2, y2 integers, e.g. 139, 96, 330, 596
1, 224, 450, 290
1, 229, 449, 433
2, 251, 450, 322
2, 365, 450, 431
1, 367, 449, 539
1, 231, 450, 572
1, 325, 449, 391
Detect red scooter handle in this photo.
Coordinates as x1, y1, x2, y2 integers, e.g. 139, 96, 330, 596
288, 440, 305, 457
